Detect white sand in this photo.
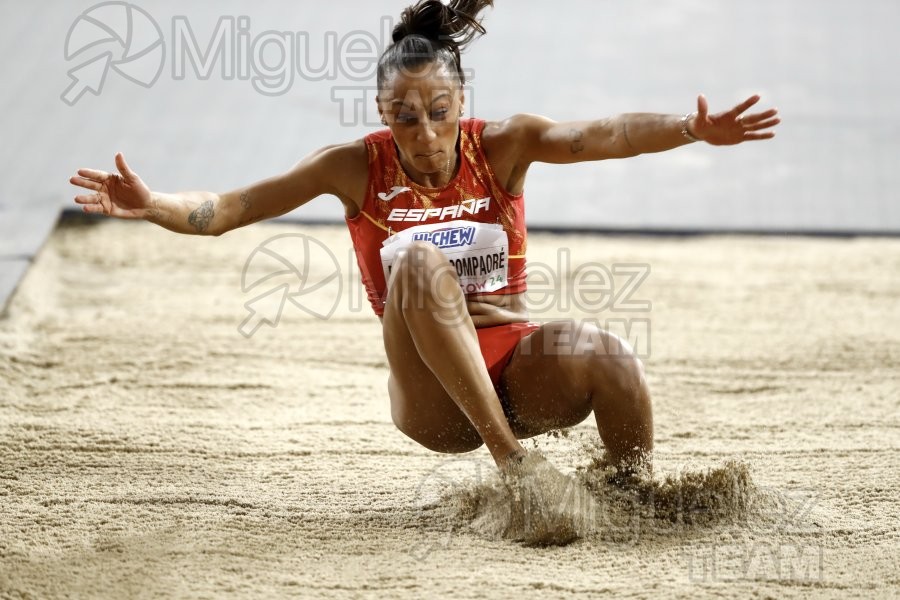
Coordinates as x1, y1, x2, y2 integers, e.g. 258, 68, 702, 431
1, 219, 899, 598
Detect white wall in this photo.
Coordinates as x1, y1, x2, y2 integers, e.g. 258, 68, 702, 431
3, 0, 897, 232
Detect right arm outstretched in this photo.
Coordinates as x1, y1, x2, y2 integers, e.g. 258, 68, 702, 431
69, 142, 366, 236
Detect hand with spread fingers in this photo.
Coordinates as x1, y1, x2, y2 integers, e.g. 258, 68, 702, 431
69, 152, 152, 219
686, 94, 780, 146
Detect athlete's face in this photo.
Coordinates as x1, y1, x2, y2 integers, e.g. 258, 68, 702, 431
377, 61, 465, 183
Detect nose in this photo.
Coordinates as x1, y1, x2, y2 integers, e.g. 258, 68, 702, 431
415, 120, 438, 144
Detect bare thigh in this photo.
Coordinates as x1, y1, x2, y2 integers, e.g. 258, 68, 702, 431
383, 331, 485, 453
381, 256, 486, 454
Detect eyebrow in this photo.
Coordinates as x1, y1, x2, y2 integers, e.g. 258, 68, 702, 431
391, 93, 451, 110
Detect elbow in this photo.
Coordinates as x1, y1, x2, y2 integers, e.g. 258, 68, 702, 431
210, 205, 232, 237
613, 121, 641, 159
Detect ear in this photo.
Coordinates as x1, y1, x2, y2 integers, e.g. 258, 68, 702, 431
458, 91, 466, 117
376, 96, 387, 125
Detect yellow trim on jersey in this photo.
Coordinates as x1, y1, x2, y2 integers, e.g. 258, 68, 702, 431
360, 210, 390, 233
509, 254, 525, 259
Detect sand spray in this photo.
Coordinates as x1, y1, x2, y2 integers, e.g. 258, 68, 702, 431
425, 430, 776, 547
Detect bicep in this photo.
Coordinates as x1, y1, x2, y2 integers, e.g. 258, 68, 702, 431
512, 114, 633, 165
219, 143, 359, 231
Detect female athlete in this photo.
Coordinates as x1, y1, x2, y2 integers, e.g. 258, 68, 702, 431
69, 0, 779, 475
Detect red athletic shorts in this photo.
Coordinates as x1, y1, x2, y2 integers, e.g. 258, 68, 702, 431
475, 322, 542, 388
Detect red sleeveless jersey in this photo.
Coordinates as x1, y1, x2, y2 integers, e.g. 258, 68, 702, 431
345, 118, 528, 317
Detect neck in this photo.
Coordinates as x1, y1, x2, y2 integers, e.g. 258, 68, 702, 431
395, 124, 463, 188
400, 151, 459, 188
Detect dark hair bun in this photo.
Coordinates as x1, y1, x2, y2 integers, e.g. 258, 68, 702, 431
378, 0, 493, 89
392, 0, 493, 52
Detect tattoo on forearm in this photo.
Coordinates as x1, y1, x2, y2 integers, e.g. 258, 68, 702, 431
240, 191, 251, 210
188, 200, 215, 233
569, 128, 585, 154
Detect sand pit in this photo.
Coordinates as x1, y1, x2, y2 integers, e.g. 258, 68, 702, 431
1, 219, 899, 598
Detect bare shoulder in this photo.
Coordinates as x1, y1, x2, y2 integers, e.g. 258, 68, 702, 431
309, 138, 367, 178
481, 114, 553, 152
317, 138, 367, 162
306, 138, 368, 211
480, 114, 554, 194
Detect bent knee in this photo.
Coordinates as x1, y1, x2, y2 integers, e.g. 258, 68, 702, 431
559, 323, 645, 388
590, 336, 645, 395
391, 241, 448, 279
386, 241, 461, 310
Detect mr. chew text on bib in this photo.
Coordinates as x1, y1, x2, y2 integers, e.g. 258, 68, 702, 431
380, 221, 509, 295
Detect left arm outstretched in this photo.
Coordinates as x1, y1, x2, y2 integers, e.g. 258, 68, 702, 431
510, 94, 779, 164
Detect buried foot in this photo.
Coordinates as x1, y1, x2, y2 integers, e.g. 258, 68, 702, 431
496, 451, 596, 546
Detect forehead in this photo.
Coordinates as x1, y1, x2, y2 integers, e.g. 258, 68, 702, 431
379, 62, 460, 109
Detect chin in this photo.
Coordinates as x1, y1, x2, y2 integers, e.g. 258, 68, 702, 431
417, 155, 444, 169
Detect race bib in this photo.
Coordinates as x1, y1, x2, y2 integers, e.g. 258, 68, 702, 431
380, 221, 509, 295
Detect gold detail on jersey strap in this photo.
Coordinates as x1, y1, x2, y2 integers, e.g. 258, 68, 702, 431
360, 210, 391, 233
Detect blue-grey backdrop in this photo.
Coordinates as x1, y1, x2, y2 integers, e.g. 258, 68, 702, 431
2, 0, 897, 233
